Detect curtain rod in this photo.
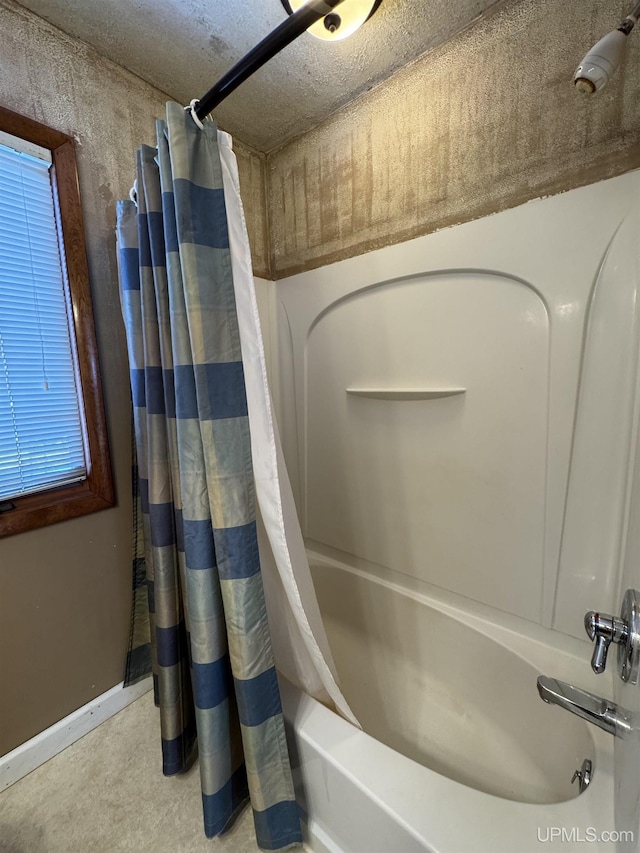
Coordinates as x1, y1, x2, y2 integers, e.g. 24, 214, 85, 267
194, 0, 347, 120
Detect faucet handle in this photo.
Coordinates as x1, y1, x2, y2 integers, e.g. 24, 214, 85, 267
584, 611, 628, 674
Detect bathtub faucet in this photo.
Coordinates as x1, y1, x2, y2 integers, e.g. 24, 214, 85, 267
536, 676, 630, 737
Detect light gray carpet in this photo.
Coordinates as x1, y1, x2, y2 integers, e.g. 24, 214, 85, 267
0, 691, 285, 853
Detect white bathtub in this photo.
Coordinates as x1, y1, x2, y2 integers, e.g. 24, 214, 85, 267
279, 556, 616, 853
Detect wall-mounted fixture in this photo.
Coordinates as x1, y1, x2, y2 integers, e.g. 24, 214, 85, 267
574, 1, 640, 93
537, 588, 640, 738
584, 589, 640, 683
280, 0, 381, 41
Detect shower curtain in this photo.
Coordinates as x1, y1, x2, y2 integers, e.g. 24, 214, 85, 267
116, 102, 354, 849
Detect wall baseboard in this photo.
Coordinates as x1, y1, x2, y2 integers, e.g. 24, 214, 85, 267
0, 678, 152, 792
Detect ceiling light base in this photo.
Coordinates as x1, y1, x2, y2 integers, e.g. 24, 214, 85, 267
280, 0, 382, 41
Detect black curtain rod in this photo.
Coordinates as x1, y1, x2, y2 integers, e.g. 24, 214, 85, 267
194, 0, 347, 120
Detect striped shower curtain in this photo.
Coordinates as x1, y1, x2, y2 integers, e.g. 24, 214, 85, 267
116, 102, 301, 850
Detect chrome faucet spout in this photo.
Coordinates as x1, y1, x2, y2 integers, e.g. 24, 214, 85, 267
537, 676, 629, 737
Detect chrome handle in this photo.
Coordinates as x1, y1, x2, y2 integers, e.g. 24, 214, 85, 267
584, 611, 628, 674
591, 633, 610, 674
583, 590, 640, 682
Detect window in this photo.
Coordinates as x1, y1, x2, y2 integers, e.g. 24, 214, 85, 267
0, 106, 114, 536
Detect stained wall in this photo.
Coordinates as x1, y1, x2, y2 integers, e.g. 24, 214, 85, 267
267, 0, 640, 278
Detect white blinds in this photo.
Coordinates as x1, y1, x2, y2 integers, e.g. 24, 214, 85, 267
0, 141, 86, 501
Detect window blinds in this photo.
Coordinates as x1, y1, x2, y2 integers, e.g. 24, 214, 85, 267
0, 141, 86, 501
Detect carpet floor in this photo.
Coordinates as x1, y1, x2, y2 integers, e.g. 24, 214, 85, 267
0, 691, 284, 853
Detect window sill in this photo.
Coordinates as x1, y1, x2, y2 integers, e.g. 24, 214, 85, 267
0, 475, 115, 538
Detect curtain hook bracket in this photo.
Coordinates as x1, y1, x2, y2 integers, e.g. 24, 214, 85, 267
184, 99, 205, 130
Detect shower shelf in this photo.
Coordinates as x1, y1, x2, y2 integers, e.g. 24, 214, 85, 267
346, 387, 467, 401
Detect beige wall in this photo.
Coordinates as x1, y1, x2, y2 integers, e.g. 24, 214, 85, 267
266, 0, 640, 278
0, 0, 267, 756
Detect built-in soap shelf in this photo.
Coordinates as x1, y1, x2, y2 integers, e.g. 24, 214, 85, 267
346, 387, 467, 401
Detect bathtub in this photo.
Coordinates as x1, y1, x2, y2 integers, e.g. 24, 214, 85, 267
279, 555, 616, 853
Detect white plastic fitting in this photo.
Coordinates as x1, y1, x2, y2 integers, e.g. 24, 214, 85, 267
574, 29, 628, 93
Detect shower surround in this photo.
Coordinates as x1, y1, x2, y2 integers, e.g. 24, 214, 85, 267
264, 170, 640, 850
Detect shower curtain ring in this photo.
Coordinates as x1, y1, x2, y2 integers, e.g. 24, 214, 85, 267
129, 178, 138, 206
185, 99, 205, 130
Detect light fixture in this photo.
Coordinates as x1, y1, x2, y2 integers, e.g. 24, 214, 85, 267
280, 0, 382, 41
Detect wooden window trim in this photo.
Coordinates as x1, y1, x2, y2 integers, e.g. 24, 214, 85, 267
0, 105, 114, 537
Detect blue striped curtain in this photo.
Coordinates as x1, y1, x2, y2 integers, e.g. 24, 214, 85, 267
116, 102, 301, 850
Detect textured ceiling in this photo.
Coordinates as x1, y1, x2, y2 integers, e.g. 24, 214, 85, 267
16, 0, 505, 151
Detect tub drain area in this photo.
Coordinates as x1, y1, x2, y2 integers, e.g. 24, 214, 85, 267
572, 759, 592, 794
